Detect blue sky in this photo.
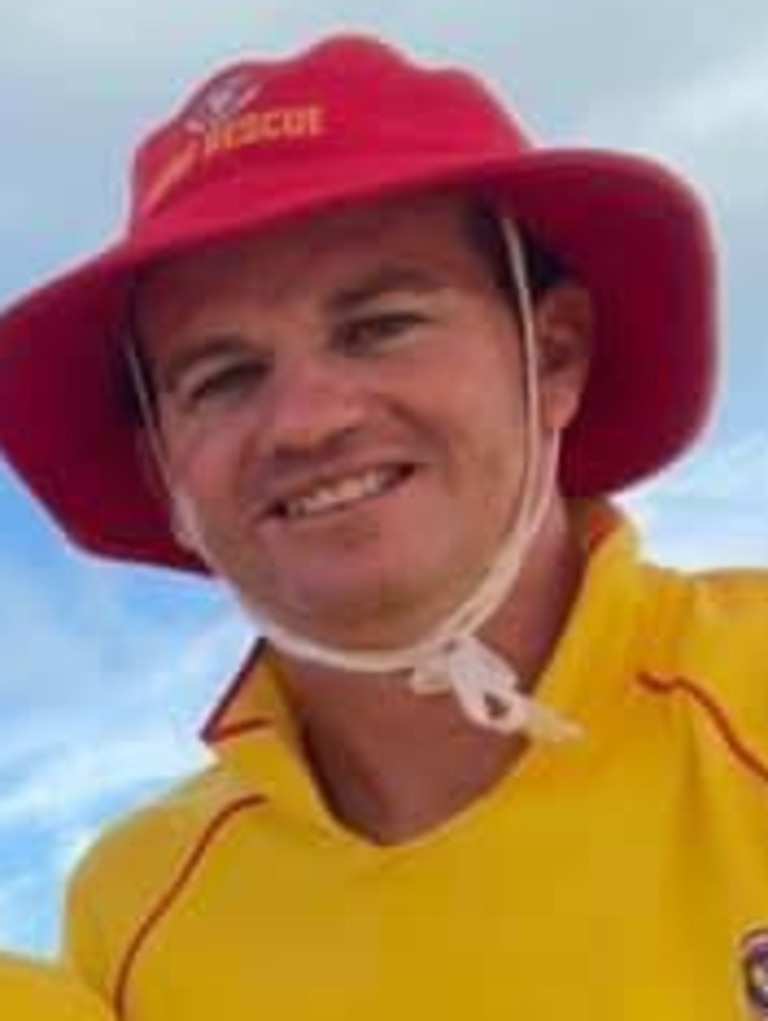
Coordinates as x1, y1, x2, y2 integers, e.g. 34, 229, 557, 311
0, 0, 766, 956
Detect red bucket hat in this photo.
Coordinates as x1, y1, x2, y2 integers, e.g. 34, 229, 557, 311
0, 34, 717, 572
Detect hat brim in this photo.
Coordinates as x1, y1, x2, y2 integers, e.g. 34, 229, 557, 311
0, 146, 717, 572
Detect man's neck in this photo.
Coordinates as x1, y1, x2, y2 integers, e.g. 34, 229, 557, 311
279, 498, 585, 844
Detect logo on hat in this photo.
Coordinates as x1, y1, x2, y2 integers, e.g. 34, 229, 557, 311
140, 68, 326, 217
742, 929, 768, 1015
185, 70, 263, 135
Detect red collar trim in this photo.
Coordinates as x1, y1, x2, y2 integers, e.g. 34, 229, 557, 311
200, 638, 272, 744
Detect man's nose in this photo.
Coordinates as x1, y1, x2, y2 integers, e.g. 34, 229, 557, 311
258, 355, 368, 456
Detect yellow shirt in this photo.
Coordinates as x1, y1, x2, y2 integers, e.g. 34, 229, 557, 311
65, 508, 768, 1019
0, 954, 113, 1019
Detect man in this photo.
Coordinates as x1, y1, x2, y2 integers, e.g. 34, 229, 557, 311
0, 33, 766, 1021
0, 953, 113, 1019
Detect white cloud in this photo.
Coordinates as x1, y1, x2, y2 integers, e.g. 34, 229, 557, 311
0, 556, 252, 953
0, 593, 250, 789
0, 872, 43, 949
0, 730, 202, 833
657, 432, 768, 504
572, 30, 768, 213
621, 431, 768, 568
1, 0, 306, 82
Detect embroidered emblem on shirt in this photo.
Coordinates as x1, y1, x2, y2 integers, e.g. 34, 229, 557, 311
742, 928, 768, 1014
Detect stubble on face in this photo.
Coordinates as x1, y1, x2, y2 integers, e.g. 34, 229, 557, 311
138, 192, 530, 648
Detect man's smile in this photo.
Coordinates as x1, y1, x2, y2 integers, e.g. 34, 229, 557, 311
271, 464, 416, 522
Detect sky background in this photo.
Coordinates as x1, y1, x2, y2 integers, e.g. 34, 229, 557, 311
0, 0, 766, 957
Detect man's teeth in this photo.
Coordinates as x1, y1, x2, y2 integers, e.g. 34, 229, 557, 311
283, 468, 401, 519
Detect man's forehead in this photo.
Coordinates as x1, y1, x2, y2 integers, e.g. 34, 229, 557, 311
135, 189, 485, 325
144, 189, 476, 285
257, 186, 476, 246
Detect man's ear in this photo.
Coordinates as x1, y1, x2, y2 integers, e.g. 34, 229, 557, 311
133, 428, 194, 551
532, 283, 593, 432
170, 489, 210, 555
134, 428, 169, 512
134, 419, 210, 555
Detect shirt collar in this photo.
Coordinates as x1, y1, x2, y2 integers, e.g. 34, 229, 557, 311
201, 501, 648, 823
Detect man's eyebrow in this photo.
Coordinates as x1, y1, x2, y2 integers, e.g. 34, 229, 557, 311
145, 267, 441, 392
326, 266, 444, 314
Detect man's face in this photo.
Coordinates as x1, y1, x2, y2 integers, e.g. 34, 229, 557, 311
138, 193, 567, 647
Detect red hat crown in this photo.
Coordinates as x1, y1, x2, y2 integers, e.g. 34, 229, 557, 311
0, 33, 716, 570
131, 37, 531, 226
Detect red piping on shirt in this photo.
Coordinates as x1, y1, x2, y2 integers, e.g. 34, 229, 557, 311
113, 793, 266, 1018
638, 673, 768, 788
201, 638, 270, 744
211, 717, 272, 742
582, 504, 620, 554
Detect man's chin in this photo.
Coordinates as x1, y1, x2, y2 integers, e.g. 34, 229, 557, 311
236, 578, 464, 652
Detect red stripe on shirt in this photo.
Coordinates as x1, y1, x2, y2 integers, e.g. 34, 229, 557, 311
638, 673, 768, 788
200, 639, 267, 743
113, 793, 266, 1018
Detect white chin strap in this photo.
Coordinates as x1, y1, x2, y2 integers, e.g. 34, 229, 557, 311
131, 217, 581, 742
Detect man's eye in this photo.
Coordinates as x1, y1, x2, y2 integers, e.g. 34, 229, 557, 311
338, 312, 426, 354
179, 362, 266, 409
